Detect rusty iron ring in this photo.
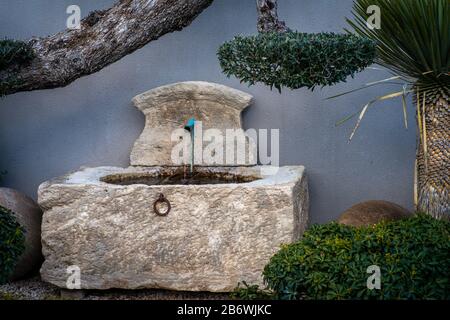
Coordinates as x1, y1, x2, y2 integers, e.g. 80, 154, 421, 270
153, 193, 171, 216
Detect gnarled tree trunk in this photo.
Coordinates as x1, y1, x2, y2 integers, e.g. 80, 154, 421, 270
415, 89, 450, 219
256, 0, 289, 33
1, 0, 291, 96
0, 0, 213, 96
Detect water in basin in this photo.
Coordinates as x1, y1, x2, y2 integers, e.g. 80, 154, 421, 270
101, 168, 260, 186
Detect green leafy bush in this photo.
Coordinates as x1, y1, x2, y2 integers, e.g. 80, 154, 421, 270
0, 205, 25, 284
231, 281, 274, 300
262, 214, 450, 299
0, 39, 34, 71
217, 32, 376, 92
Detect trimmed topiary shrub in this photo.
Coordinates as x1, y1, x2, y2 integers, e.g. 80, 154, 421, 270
0, 39, 34, 71
0, 205, 25, 284
217, 32, 376, 92
0, 39, 34, 97
261, 214, 450, 299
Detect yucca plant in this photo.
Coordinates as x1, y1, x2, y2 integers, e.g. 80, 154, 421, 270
344, 0, 449, 219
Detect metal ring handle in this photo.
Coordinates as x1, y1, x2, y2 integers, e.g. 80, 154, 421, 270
153, 193, 171, 216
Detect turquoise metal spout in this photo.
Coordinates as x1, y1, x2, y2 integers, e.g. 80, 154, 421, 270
184, 118, 196, 132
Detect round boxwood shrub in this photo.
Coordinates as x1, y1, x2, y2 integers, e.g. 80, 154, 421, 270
0, 39, 34, 97
0, 39, 34, 71
0, 205, 25, 284
262, 214, 450, 299
218, 32, 376, 92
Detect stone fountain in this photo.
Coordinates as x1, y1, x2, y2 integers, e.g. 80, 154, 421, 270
38, 81, 309, 292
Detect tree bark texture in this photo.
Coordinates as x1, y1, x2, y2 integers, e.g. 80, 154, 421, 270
256, 0, 289, 33
416, 90, 450, 219
0, 0, 213, 96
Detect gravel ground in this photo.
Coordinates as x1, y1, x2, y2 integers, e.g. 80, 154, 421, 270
0, 276, 230, 300
0, 276, 59, 300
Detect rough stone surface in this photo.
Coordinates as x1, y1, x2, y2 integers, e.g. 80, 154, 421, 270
131, 82, 256, 167
337, 200, 412, 227
38, 166, 308, 292
0, 188, 43, 281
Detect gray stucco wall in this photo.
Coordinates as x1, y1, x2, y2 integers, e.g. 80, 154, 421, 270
0, 0, 416, 223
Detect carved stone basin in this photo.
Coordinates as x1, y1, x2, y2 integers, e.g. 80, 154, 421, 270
38, 166, 308, 291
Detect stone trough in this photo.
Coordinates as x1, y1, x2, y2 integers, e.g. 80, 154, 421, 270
38, 82, 309, 292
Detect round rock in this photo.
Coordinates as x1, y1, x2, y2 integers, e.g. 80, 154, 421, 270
0, 188, 43, 280
338, 200, 412, 227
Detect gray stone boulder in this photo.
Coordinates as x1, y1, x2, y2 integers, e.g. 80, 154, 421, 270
337, 200, 412, 227
0, 188, 43, 280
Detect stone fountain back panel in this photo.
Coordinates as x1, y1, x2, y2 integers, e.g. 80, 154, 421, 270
38, 166, 308, 291
131, 81, 256, 167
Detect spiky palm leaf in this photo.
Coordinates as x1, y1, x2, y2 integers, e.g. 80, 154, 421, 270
347, 0, 449, 95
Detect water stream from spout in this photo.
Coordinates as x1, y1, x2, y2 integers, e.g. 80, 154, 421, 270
189, 129, 194, 175
184, 117, 196, 176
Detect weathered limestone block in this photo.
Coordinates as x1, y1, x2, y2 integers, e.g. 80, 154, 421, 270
38, 166, 308, 291
130, 81, 256, 167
